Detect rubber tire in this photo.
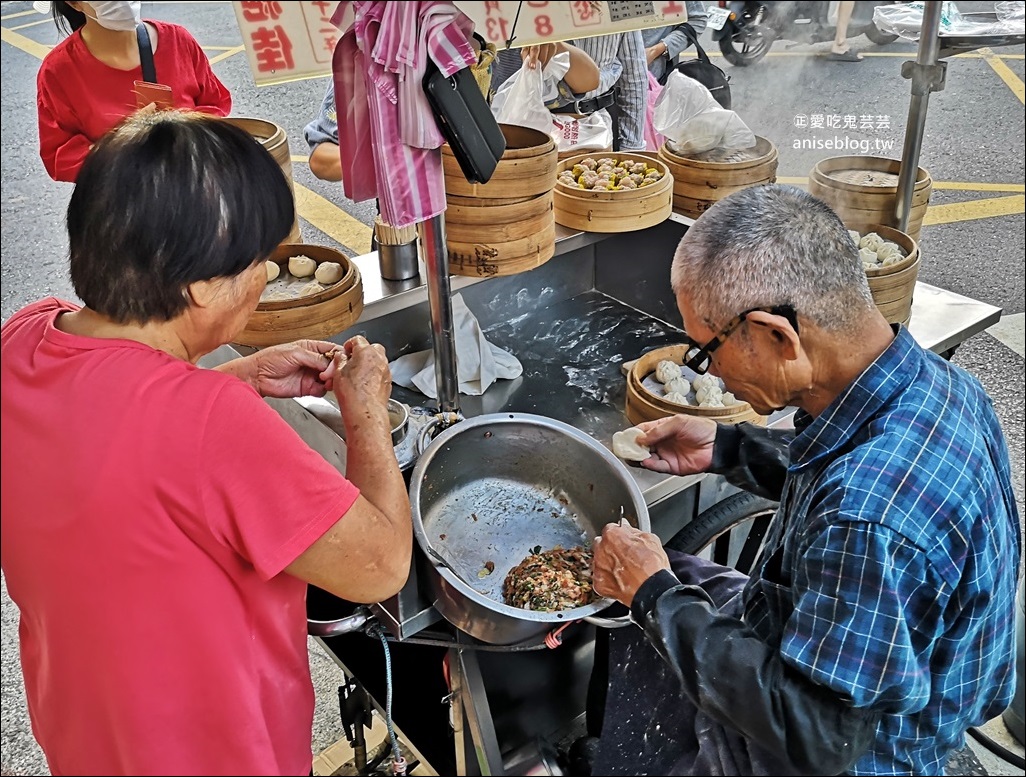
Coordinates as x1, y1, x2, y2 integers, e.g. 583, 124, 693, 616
717, 28, 773, 67
865, 23, 899, 46
665, 491, 779, 575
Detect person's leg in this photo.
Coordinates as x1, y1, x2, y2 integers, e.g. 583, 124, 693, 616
830, 1, 863, 60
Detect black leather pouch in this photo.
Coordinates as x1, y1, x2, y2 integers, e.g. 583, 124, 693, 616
423, 62, 506, 184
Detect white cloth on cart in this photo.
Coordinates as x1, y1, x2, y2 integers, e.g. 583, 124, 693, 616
388, 294, 523, 398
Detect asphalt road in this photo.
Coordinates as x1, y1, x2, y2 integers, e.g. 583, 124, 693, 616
2, 2, 1024, 775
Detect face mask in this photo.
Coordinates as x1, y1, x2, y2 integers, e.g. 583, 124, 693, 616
84, 1, 142, 32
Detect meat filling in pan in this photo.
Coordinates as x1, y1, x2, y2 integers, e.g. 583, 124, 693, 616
502, 546, 595, 612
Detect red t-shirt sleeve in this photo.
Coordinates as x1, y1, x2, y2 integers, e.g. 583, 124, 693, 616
180, 27, 231, 116
198, 379, 359, 580
37, 60, 92, 182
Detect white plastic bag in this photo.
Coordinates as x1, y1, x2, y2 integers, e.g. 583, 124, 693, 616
873, 2, 965, 40
652, 70, 755, 154
491, 52, 571, 135
491, 52, 612, 153
550, 111, 614, 153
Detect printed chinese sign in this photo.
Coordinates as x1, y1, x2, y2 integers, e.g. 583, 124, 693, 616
233, 1, 340, 86
458, 1, 688, 47
234, 1, 688, 86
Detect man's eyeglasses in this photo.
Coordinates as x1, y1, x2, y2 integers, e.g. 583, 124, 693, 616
684, 305, 799, 375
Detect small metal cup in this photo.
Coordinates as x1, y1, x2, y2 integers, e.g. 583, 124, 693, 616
378, 241, 419, 281
387, 399, 410, 446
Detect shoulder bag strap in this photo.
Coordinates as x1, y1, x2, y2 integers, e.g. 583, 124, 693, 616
136, 22, 157, 84
677, 22, 713, 66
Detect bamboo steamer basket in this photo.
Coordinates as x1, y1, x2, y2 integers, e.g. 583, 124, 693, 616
658, 137, 778, 219
223, 117, 303, 244
443, 124, 557, 201
848, 223, 920, 327
553, 152, 673, 232
809, 156, 932, 243
624, 344, 766, 426
443, 124, 557, 277
236, 243, 363, 348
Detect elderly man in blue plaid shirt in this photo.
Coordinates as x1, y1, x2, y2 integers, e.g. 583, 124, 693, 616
589, 185, 1021, 776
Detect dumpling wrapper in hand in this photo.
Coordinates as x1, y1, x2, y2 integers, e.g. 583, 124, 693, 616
288, 255, 317, 278
612, 427, 650, 462
315, 261, 344, 285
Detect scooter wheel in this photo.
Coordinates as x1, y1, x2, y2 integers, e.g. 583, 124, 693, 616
717, 27, 774, 67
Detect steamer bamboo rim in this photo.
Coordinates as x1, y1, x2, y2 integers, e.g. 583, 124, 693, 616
658, 136, 778, 169
810, 155, 931, 192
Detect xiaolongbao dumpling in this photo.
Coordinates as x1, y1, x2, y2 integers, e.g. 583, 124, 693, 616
315, 261, 344, 285
265, 261, 280, 282
722, 391, 738, 406
859, 232, 884, 252
288, 255, 317, 278
664, 391, 690, 406
847, 229, 861, 246
665, 376, 691, 397
698, 397, 725, 408
655, 360, 681, 384
695, 384, 723, 406
298, 281, 325, 298
875, 242, 903, 262
859, 247, 879, 268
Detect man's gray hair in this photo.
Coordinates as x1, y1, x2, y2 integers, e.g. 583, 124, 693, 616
670, 185, 876, 332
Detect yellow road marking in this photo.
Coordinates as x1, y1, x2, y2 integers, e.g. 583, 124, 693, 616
10, 18, 51, 31
293, 182, 373, 255
292, 155, 310, 164
922, 195, 1025, 226
1, 25, 52, 60
208, 45, 244, 65
1, 26, 242, 65
707, 50, 1024, 60
978, 47, 1026, 104
776, 176, 1024, 193
0, 9, 38, 20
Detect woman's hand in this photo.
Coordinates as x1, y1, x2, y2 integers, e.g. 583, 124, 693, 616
633, 414, 718, 476
331, 335, 392, 415
245, 339, 340, 398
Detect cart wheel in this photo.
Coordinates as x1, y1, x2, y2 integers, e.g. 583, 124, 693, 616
664, 492, 778, 575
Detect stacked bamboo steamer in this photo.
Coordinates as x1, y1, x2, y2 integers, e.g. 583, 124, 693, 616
658, 137, 778, 219
236, 243, 363, 347
624, 344, 766, 426
849, 223, 920, 327
223, 117, 303, 245
809, 156, 932, 243
553, 152, 673, 232
442, 124, 557, 277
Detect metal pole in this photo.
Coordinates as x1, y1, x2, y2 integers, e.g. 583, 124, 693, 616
895, 3, 944, 232
418, 213, 460, 414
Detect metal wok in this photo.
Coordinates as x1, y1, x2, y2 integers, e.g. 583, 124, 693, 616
409, 413, 650, 645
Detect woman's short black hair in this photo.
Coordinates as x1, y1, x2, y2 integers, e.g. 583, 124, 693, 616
67, 111, 294, 324
52, 1, 86, 35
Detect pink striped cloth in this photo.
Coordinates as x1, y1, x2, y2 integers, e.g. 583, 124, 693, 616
331, 1, 477, 227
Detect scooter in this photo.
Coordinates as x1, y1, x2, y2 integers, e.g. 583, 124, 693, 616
709, 1, 900, 67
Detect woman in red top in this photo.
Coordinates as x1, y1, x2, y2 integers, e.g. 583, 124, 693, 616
36, 1, 232, 182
